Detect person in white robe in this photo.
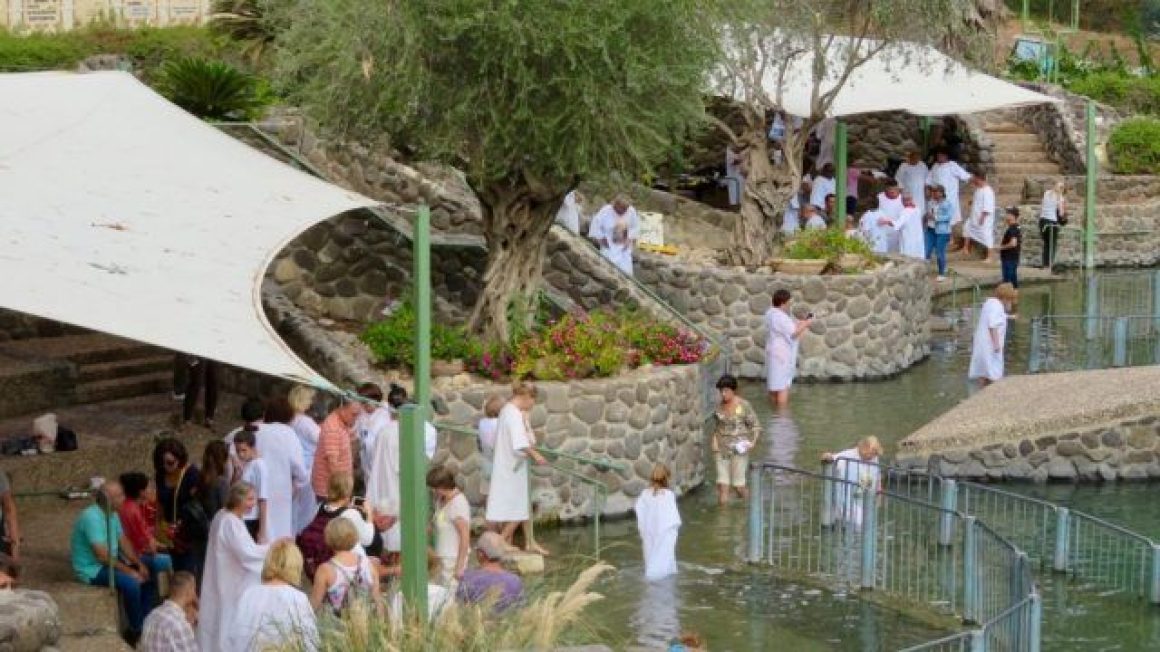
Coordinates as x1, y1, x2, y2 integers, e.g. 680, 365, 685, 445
723, 146, 746, 206
813, 118, 836, 169
554, 190, 584, 234
198, 483, 270, 652
635, 464, 681, 581
926, 150, 972, 247
969, 283, 1016, 387
876, 185, 904, 253
765, 290, 813, 407
809, 164, 836, 212
354, 391, 392, 481
227, 540, 317, 652
365, 403, 436, 555
782, 181, 810, 235
288, 387, 321, 534
484, 382, 548, 553
895, 193, 926, 259
802, 204, 826, 230
255, 414, 309, 542
822, 437, 883, 530
587, 195, 640, 276
859, 204, 893, 255
964, 172, 997, 261
894, 150, 929, 217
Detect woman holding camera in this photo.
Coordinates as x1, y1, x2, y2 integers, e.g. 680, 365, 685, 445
765, 289, 814, 408
710, 375, 763, 506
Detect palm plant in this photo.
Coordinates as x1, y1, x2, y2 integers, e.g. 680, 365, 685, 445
160, 57, 260, 120
210, 0, 278, 65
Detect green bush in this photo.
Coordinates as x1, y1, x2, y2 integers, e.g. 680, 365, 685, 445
1108, 117, 1160, 174
1069, 71, 1160, 115
0, 26, 221, 76
783, 228, 876, 264
158, 57, 264, 120
360, 301, 480, 371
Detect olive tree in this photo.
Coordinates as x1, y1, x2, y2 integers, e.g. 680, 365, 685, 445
715, 0, 993, 266
270, 0, 723, 344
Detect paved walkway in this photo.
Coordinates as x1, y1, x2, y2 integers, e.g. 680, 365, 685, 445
932, 254, 1060, 299
898, 365, 1160, 458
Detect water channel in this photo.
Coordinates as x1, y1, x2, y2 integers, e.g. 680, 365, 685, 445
539, 270, 1160, 651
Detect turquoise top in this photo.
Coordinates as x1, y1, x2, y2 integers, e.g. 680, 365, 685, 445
934, 199, 955, 235
70, 504, 122, 583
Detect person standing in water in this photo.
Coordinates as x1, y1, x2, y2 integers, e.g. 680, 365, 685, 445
969, 283, 1017, 388
635, 464, 681, 581
765, 289, 813, 407
710, 375, 762, 506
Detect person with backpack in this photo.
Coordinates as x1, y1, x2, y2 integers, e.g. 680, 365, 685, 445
308, 518, 380, 615
296, 473, 374, 580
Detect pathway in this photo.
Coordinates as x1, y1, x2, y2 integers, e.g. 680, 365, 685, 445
980, 110, 1062, 208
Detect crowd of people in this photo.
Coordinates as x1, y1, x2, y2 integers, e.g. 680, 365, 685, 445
69, 381, 579, 650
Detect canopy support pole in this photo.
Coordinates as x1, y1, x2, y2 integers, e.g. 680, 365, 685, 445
835, 121, 848, 229
1084, 101, 1097, 270
400, 205, 432, 621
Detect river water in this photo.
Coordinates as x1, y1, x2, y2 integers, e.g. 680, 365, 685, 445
539, 270, 1160, 651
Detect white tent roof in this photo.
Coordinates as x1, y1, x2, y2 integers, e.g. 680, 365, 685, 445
740, 33, 1059, 118
0, 71, 378, 388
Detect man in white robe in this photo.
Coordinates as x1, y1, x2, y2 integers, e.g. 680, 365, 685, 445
255, 421, 308, 541
198, 506, 269, 652
485, 394, 548, 549
809, 164, 836, 212
926, 150, 972, 249
894, 150, 929, 217
365, 412, 437, 554
554, 190, 584, 234
876, 185, 904, 253
636, 484, 681, 581
355, 399, 393, 481
813, 118, 836, 169
964, 171, 997, 261
587, 195, 640, 276
895, 193, 926, 259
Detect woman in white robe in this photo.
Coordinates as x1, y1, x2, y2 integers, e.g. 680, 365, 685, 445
199, 482, 270, 652
894, 151, 929, 217
288, 387, 321, 534
228, 540, 317, 652
765, 290, 812, 407
969, 284, 1015, 387
485, 382, 548, 553
964, 175, 997, 260
635, 464, 681, 581
876, 187, 904, 253
256, 401, 309, 541
895, 194, 926, 259
822, 437, 883, 530
554, 190, 583, 234
366, 406, 437, 554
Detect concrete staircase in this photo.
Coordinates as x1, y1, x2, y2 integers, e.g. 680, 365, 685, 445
980, 112, 1062, 208
0, 333, 171, 418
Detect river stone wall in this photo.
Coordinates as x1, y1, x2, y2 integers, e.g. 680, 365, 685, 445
635, 256, 931, 381
1011, 201, 1160, 268
845, 112, 993, 177
914, 415, 1160, 483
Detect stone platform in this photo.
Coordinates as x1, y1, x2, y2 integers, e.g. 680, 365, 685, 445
897, 366, 1160, 481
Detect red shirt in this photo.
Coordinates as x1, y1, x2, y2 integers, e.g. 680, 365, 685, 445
311, 410, 353, 497
119, 497, 153, 555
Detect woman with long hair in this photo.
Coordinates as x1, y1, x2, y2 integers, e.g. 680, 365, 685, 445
152, 438, 203, 576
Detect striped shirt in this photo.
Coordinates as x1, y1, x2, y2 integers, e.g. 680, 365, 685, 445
312, 410, 354, 497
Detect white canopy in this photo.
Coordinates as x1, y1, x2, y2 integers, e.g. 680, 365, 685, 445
0, 71, 377, 387
734, 33, 1059, 118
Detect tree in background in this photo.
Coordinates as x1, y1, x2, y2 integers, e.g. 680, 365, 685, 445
268, 0, 721, 344
715, 0, 993, 266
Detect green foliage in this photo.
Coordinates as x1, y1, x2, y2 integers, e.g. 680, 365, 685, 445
1108, 117, 1160, 173
1069, 71, 1160, 115
510, 310, 703, 381
210, 0, 282, 66
0, 26, 221, 76
784, 228, 875, 263
158, 57, 265, 120
504, 291, 554, 350
360, 301, 480, 371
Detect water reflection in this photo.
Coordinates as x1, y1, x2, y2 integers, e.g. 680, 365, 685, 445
761, 409, 799, 469
631, 576, 681, 648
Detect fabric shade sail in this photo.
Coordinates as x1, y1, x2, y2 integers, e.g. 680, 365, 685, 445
733, 32, 1060, 118
0, 71, 378, 388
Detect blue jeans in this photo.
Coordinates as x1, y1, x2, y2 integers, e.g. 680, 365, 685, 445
90, 566, 157, 633
1001, 258, 1019, 288
924, 228, 936, 260
932, 233, 950, 275
140, 553, 172, 577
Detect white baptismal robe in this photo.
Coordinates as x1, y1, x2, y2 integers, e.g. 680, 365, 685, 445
965, 184, 996, 248
198, 512, 269, 652
927, 161, 972, 224
636, 488, 681, 581
895, 161, 929, 216
859, 210, 890, 254
366, 417, 437, 551
290, 414, 321, 534
969, 297, 1008, 381
256, 422, 309, 541
485, 403, 533, 523
832, 450, 880, 528
877, 192, 904, 252
227, 583, 318, 652
895, 206, 926, 259
588, 204, 640, 275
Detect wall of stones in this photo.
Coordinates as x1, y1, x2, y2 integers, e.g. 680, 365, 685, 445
1016, 83, 1122, 175
1012, 202, 1160, 268
844, 112, 993, 178
1022, 174, 1160, 204
916, 415, 1160, 482
634, 256, 931, 381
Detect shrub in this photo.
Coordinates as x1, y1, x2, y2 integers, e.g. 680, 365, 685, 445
0, 26, 221, 75
158, 57, 265, 119
1108, 117, 1160, 174
361, 301, 480, 371
783, 228, 875, 264
1069, 71, 1160, 115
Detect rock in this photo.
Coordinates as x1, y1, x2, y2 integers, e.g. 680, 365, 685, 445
1101, 429, 1124, 448
1035, 436, 1057, 451
1005, 460, 1033, 480
1085, 448, 1112, 462
1127, 427, 1156, 450
1002, 443, 1018, 459
0, 590, 61, 652
1047, 457, 1076, 481
1080, 432, 1100, 449
1055, 441, 1085, 457
574, 397, 604, 425
1018, 439, 1035, 457
943, 450, 970, 464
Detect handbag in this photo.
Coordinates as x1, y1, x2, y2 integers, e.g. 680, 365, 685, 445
1056, 207, 1068, 227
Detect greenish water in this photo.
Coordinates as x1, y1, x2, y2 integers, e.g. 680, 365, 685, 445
540, 271, 1160, 651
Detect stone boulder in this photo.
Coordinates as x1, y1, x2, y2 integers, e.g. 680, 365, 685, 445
0, 590, 61, 652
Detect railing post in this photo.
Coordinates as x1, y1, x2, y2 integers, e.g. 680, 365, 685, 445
1053, 507, 1070, 573
835, 121, 848, 230
938, 479, 957, 546
747, 465, 763, 563
1084, 274, 1099, 341
1150, 544, 1160, 605
969, 628, 986, 652
1029, 592, 1043, 652
964, 515, 979, 624
1028, 318, 1043, 373
1113, 317, 1129, 367
1084, 100, 1097, 270
859, 485, 877, 590
821, 460, 835, 528
1152, 269, 1160, 330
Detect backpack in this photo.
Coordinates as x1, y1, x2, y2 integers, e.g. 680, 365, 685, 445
54, 426, 78, 452
296, 505, 339, 579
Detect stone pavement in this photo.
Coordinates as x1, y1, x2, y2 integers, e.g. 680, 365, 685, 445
933, 255, 1059, 298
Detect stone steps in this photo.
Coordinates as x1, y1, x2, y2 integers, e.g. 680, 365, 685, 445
986, 135, 1049, 152
992, 150, 1057, 164
0, 333, 160, 366
994, 162, 1065, 175
76, 371, 172, 404
77, 355, 172, 383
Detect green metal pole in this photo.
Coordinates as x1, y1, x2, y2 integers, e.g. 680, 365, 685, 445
834, 120, 848, 229
399, 204, 432, 620
1022, 0, 1029, 25
1084, 101, 1097, 270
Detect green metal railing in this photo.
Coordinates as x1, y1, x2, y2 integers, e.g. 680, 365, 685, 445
1028, 314, 1160, 373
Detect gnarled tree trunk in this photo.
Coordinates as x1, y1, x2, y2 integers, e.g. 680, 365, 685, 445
728, 125, 792, 266
468, 183, 561, 345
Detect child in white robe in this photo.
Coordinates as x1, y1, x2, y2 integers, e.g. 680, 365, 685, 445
635, 464, 681, 581
234, 429, 269, 543
969, 283, 1016, 387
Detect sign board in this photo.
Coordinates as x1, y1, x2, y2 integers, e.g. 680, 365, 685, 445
638, 211, 665, 247
2, 0, 208, 30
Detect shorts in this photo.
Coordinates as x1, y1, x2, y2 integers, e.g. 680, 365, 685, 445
716, 454, 748, 487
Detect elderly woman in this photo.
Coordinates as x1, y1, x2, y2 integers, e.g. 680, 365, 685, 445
765, 289, 813, 407
229, 540, 318, 652
710, 375, 762, 506
1039, 181, 1067, 269
821, 436, 884, 528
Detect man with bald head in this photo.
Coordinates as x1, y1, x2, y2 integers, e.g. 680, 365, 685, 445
70, 480, 156, 642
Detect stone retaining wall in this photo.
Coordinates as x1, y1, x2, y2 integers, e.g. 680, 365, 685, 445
1012, 200, 1160, 268
845, 112, 993, 177
917, 415, 1160, 483
1015, 83, 1121, 174
635, 256, 931, 381
1021, 174, 1160, 204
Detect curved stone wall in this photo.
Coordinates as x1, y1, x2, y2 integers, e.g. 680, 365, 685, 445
635, 256, 931, 381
